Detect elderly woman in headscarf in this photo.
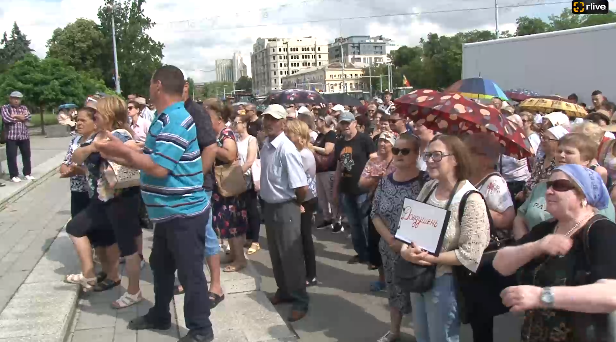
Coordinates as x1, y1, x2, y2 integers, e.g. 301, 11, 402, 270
513, 132, 616, 239
522, 125, 569, 197
494, 164, 616, 342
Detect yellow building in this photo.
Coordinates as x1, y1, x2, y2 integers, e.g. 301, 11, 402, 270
281, 62, 366, 93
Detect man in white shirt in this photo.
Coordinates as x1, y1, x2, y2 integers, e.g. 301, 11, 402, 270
259, 104, 310, 322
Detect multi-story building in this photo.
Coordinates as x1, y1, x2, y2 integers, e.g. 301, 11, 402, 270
280, 62, 366, 93
250, 37, 329, 95
216, 53, 248, 83
215, 59, 233, 83
328, 35, 397, 67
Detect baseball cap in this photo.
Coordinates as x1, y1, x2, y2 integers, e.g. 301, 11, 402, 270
338, 111, 356, 123
9, 91, 23, 98
263, 104, 287, 119
332, 104, 345, 112
297, 106, 310, 114
379, 131, 396, 146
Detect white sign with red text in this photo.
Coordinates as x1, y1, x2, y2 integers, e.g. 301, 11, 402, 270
394, 198, 450, 256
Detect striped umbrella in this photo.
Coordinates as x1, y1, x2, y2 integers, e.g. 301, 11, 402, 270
445, 78, 509, 101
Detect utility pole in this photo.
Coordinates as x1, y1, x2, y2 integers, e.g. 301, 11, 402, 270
340, 38, 345, 93
110, 0, 121, 94
387, 63, 392, 91
495, 0, 500, 38
368, 62, 373, 97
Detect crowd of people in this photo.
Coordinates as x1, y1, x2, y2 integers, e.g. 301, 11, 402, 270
4, 67, 616, 342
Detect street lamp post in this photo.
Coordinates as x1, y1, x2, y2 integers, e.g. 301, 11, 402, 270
110, 1, 121, 94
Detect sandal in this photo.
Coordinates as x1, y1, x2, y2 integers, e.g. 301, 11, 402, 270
208, 291, 225, 308
112, 291, 142, 309
223, 264, 246, 273
64, 273, 97, 291
93, 278, 121, 292
96, 272, 107, 283
376, 331, 400, 342
247, 243, 261, 255
370, 280, 386, 292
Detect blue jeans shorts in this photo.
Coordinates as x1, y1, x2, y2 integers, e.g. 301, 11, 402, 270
204, 192, 220, 257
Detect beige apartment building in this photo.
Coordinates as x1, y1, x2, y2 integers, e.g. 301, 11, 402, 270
281, 62, 366, 93
250, 37, 329, 95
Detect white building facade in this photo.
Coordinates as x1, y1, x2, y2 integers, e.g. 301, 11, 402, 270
215, 59, 233, 83
328, 35, 398, 67
250, 37, 329, 95
281, 62, 366, 93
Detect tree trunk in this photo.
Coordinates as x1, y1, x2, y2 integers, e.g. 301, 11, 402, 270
39, 107, 45, 135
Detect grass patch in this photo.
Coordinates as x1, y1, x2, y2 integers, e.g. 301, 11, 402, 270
28, 113, 60, 127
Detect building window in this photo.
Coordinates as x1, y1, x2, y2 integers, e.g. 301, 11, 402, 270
318, 62, 321, 66
318, 47, 321, 51
274, 71, 276, 75
272, 56, 275, 61
280, 63, 282, 67
272, 48, 275, 53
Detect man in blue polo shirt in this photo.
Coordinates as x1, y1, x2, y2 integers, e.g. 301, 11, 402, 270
94, 65, 213, 342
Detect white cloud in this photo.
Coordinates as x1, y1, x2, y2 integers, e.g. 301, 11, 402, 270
0, 0, 569, 82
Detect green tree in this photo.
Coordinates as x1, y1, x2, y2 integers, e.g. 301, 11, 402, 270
201, 81, 233, 99
187, 77, 195, 99
46, 19, 106, 79
548, 8, 584, 31
97, 0, 164, 96
580, 11, 616, 26
0, 22, 33, 71
515, 16, 550, 36
0, 55, 110, 134
235, 76, 252, 92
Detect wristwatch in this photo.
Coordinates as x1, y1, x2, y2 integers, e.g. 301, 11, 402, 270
540, 287, 555, 308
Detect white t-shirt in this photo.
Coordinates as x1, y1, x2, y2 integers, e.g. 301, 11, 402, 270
309, 130, 318, 144
528, 133, 541, 155
477, 174, 514, 213
300, 148, 317, 201
605, 131, 615, 139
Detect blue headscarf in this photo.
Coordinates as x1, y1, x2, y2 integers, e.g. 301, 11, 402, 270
554, 164, 610, 210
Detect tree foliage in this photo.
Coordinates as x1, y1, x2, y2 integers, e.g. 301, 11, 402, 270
97, 0, 164, 96
0, 54, 111, 132
235, 76, 252, 92
46, 19, 106, 79
0, 22, 33, 72
201, 81, 234, 99
187, 77, 195, 99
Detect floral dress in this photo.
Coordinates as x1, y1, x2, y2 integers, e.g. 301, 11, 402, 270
370, 171, 430, 313
525, 155, 556, 193
212, 127, 248, 239
63, 135, 90, 195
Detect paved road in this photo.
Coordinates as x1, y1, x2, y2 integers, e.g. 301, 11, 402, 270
248, 226, 524, 342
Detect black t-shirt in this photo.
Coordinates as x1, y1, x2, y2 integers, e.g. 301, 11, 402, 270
315, 130, 337, 172
184, 98, 216, 191
247, 117, 263, 138
334, 132, 376, 195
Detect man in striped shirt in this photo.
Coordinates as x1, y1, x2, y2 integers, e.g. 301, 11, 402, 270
1, 91, 34, 183
94, 66, 213, 342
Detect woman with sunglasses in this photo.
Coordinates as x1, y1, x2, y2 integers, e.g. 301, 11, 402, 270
514, 133, 615, 239
400, 135, 490, 342
359, 131, 397, 292
494, 164, 616, 342
522, 125, 569, 200
127, 100, 150, 143
370, 133, 429, 342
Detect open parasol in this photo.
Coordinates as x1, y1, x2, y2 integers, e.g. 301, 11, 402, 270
445, 77, 509, 101
519, 98, 587, 118
395, 89, 532, 158
263, 89, 326, 107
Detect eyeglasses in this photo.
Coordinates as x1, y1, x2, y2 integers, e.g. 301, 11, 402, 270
541, 135, 558, 142
423, 151, 453, 162
546, 179, 577, 192
392, 147, 412, 156
128, 106, 135, 110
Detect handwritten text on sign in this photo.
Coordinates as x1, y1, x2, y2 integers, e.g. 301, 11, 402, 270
395, 198, 450, 255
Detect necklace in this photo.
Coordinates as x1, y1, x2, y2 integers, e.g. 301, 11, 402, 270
556, 213, 595, 237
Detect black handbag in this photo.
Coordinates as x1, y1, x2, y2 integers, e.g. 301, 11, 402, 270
452, 187, 517, 324
394, 181, 461, 293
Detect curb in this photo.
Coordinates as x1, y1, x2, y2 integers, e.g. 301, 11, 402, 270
0, 156, 63, 211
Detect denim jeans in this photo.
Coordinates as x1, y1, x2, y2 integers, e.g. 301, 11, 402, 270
410, 273, 460, 342
340, 193, 370, 263
203, 191, 220, 257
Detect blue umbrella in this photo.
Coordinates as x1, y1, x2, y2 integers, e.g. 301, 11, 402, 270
445, 78, 509, 101
58, 103, 78, 110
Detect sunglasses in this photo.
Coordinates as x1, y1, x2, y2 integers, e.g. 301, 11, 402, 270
392, 147, 412, 156
128, 106, 135, 110
546, 179, 577, 192
423, 151, 453, 162
389, 119, 400, 124
541, 135, 558, 142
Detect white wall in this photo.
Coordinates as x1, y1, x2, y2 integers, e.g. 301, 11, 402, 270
462, 24, 616, 105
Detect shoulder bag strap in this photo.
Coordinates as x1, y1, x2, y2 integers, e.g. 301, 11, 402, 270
475, 172, 502, 190
580, 215, 608, 266
458, 190, 494, 231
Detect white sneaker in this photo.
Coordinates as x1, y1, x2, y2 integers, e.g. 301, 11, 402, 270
25, 175, 35, 180
11, 177, 21, 183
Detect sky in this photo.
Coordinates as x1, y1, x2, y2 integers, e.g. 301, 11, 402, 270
0, 0, 577, 82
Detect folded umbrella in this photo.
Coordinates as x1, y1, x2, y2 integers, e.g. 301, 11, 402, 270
395, 89, 532, 158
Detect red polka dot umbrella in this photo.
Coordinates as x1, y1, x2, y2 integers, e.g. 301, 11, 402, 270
395, 89, 533, 158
